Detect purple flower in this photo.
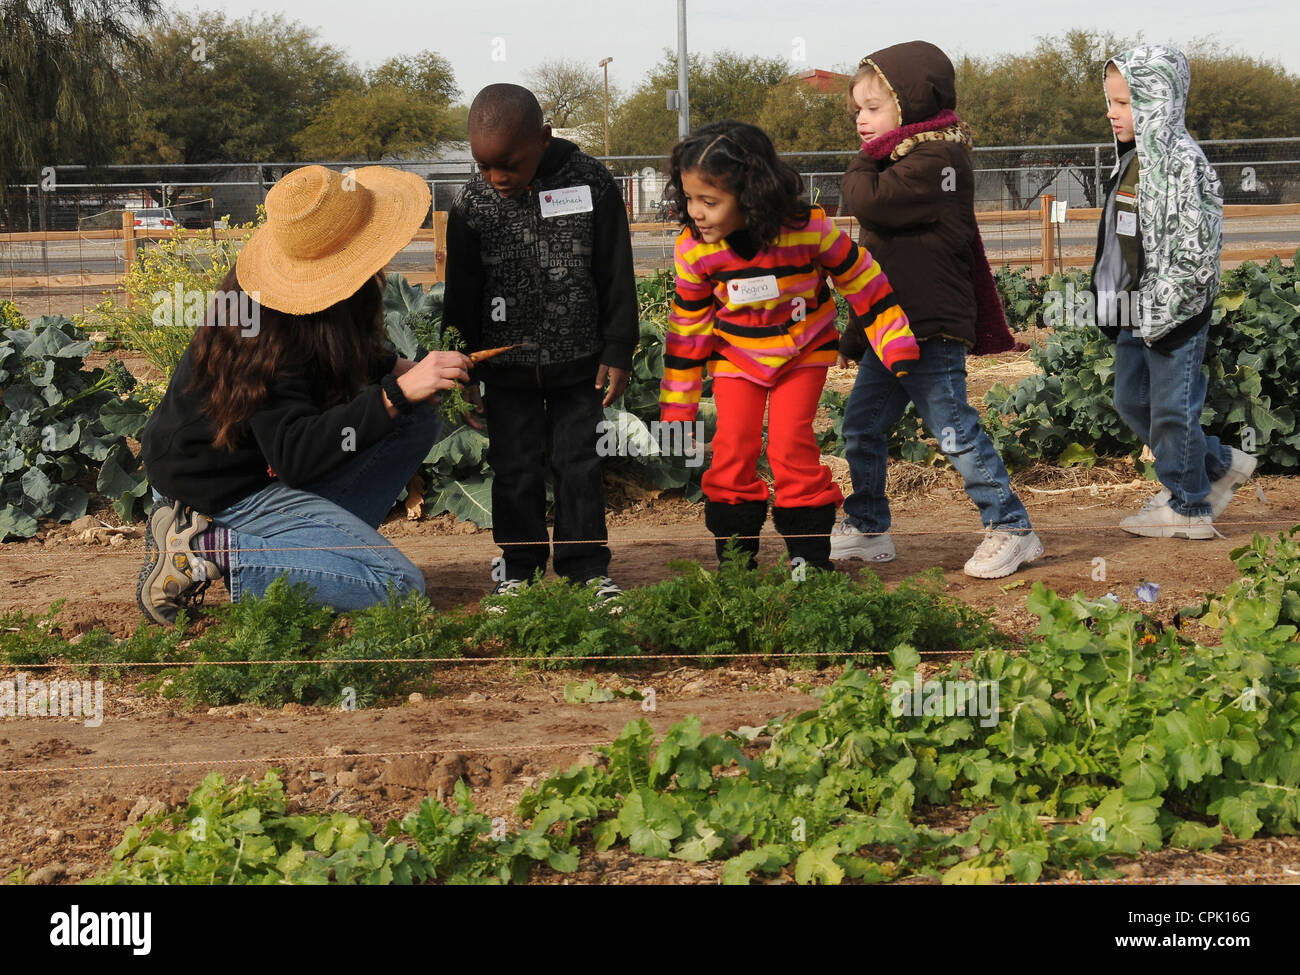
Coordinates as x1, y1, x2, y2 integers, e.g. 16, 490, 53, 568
1135, 581, 1160, 604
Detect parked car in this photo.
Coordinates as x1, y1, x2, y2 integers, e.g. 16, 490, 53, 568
132, 208, 177, 230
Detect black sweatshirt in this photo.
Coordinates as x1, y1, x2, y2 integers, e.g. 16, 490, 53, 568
140, 343, 397, 515
443, 138, 638, 387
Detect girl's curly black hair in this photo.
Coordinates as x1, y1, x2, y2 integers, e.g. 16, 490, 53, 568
665, 120, 810, 247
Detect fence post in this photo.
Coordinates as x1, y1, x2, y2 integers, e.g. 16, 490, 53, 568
1093, 145, 1102, 205
432, 210, 448, 284
122, 211, 137, 308
1040, 194, 1055, 275
122, 211, 137, 267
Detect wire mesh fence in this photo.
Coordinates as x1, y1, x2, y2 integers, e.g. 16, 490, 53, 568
3, 139, 1299, 314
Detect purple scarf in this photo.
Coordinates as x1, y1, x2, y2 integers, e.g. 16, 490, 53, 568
861, 111, 1016, 356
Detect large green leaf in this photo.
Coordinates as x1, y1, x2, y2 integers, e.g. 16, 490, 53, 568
0, 444, 25, 475
20, 466, 54, 515
3, 385, 44, 416
429, 473, 493, 527
383, 312, 420, 361
617, 790, 682, 859
99, 398, 151, 439
48, 483, 90, 522
0, 503, 38, 540
424, 421, 489, 475
24, 318, 94, 359
97, 443, 149, 522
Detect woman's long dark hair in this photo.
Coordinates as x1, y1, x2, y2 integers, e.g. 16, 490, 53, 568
664, 120, 811, 247
189, 268, 388, 450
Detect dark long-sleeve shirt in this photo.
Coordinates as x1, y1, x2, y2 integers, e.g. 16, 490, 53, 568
140, 343, 397, 514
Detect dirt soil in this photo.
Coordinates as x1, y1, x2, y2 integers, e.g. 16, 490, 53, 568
4, 291, 1300, 884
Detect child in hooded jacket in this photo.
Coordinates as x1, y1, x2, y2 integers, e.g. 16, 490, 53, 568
1091, 46, 1255, 539
833, 40, 1041, 579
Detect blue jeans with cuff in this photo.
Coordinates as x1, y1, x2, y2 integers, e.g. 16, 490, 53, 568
841, 338, 1031, 535
1113, 324, 1230, 517
155, 403, 439, 610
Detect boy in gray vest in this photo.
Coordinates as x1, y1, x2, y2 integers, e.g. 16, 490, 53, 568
444, 85, 637, 595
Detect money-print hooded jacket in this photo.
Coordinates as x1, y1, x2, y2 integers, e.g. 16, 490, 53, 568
1092, 46, 1223, 346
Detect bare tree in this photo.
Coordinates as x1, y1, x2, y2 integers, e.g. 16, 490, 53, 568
523, 58, 605, 128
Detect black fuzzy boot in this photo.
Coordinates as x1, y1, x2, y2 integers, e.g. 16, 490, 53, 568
704, 499, 767, 570
772, 503, 837, 572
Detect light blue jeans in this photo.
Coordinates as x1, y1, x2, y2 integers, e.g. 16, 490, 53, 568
155, 403, 439, 610
842, 339, 1031, 534
1113, 325, 1230, 517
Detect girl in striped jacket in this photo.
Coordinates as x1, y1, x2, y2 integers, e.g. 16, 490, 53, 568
660, 120, 919, 571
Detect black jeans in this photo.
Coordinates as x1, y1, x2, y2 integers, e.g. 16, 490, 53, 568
483, 378, 611, 582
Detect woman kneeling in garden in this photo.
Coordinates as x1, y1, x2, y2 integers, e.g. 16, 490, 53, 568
137, 165, 472, 625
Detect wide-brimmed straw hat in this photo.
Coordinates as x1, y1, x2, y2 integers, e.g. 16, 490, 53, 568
236, 165, 430, 315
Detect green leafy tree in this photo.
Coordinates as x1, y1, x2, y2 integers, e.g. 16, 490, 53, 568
955, 30, 1300, 207
118, 11, 359, 164
297, 87, 451, 161
0, 0, 163, 197
608, 49, 791, 161
297, 50, 462, 160
368, 50, 459, 102
956, 30, 1132, 207
757, 75, 857, 152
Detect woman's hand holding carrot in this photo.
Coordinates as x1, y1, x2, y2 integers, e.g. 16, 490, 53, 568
385, 350, 472, 416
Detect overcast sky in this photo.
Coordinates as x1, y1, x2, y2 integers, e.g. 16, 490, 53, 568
176, 0, 1299, 102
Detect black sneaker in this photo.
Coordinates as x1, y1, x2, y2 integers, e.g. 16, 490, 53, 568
137, 500, 223, 626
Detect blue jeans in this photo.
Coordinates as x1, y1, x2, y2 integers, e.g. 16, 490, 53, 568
155, 403, 440, 610
841, 339, 1031, 534
1113, 325, 1230, 517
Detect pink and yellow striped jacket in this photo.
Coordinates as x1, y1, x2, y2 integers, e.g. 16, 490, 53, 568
659, 206, 918, 422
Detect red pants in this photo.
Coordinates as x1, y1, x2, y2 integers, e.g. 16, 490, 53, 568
704, 367, 843, 508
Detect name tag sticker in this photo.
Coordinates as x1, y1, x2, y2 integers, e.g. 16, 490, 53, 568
1117, 210, 1137, 237
726, 275, 781, 304
539, 185, 593, 218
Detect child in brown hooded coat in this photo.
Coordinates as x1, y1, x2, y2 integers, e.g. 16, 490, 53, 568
832, 40, 1042, 579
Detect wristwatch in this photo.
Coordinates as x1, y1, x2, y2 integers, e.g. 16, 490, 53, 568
381, 372, 413, 414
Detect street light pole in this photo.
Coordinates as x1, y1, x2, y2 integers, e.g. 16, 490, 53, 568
599, 56, 613, 157
676, 0, 689, 137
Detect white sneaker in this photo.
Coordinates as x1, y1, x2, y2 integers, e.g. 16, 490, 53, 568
963, 529, 1043, 579
1139, 488, 1171, 512
584, 576, 625, 615
1119, 501, 1214, 540
829, 518, 895, 562
1208, 448, 1257, 517
485, 577, 526, 615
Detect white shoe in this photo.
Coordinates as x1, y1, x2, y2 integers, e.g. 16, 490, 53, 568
829, 518, 895, 562
963, 529, 1043, 579
1139, 488, 1171, 512
485, 577, 526, 614
1208, 448, 1257, 517
1119, 501, 1214, 540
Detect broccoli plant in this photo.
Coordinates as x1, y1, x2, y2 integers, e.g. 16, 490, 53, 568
0, 317, 150, 540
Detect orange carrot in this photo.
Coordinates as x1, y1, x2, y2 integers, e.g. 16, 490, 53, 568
469, 344, 518, 364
